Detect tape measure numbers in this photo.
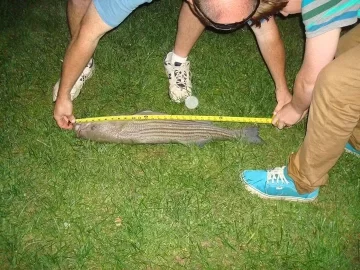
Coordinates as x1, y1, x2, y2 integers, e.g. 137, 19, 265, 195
76, 114, 272, 124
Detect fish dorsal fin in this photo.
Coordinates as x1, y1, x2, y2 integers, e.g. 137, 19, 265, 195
196, 139, 211, 147
135, 110, 166, 115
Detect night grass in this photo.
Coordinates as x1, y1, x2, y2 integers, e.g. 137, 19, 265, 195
1, 0, 359, 269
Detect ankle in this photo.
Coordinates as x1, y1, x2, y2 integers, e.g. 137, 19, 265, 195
171, 51, 188, 65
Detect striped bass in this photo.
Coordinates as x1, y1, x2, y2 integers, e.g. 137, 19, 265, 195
74, 111, 263, 145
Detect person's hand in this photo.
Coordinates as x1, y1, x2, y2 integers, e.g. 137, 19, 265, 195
272, 102, 305, 129
54, 97, 75, 129
273, 87, 292, 114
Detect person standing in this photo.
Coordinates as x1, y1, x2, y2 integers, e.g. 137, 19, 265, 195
242, 1, 360, 202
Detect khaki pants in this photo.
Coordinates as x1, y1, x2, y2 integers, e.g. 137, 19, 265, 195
288, 24, 360, 194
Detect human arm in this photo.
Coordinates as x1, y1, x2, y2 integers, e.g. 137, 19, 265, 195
273, 28, 341, 128
54, 2, 113, 129
54, 0, 153, 129
251, 17, 291, 114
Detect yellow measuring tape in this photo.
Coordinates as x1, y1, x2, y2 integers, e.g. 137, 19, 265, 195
76, 114, 273, 124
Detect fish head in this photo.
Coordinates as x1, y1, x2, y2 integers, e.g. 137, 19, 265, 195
74, 121, 130, 142
74, 123, 97, 137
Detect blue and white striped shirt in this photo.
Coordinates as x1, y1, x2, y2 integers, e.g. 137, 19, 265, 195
302, 0, 360, 38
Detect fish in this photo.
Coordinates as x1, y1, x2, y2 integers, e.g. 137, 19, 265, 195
74, 111, 263, 145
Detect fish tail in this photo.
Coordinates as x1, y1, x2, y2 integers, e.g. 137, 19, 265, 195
236, 127, 263, 144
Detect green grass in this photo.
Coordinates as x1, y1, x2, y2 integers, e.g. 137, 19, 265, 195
1, 0, 359, 269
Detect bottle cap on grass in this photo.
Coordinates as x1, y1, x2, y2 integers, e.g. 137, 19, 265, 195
185, 96, 199, 109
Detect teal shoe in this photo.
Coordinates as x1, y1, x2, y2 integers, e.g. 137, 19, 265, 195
345, 143, 360, 157
241, 166, 319, 202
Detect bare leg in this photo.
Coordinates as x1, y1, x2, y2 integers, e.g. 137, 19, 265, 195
52, 0, 93, 102
54, 2, 112, 129
67, 0, 92, 38
58, 2, 111, 100
173, 2, 205, 57
165, 2, 206, 102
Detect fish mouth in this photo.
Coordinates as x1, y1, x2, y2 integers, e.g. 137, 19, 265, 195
74, 124, 80, 132
74, 123, 92, 137
73, 123, 86, 136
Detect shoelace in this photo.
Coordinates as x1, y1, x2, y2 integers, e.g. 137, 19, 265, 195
173, 63, 190, 89
58, 59, 93, 83
267, 166, 289, 184
79, 59, 94, 82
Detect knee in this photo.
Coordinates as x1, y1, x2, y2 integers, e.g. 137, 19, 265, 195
314, 60, 349, 102
316, 62, 341, 88
76, 23, 102, 43
76, 18, 107, 43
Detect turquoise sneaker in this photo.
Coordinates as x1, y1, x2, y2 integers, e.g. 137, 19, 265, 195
345, 142, 360, 157
241, 166, 319, 202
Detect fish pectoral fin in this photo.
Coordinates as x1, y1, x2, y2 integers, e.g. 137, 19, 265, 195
195, 139, 211, 148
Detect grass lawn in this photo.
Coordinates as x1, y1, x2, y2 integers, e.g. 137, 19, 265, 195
1, 0, 359, 268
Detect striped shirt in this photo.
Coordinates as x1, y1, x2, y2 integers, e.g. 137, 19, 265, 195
302, 0, 360, 38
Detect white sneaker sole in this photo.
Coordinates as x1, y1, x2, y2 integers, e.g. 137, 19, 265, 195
53, 62, 95, 101
344, 147, 360, 157
240, 174, 317, 203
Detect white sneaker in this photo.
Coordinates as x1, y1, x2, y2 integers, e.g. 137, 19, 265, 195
53, 58, 95, 101
164, 52, 192, 103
